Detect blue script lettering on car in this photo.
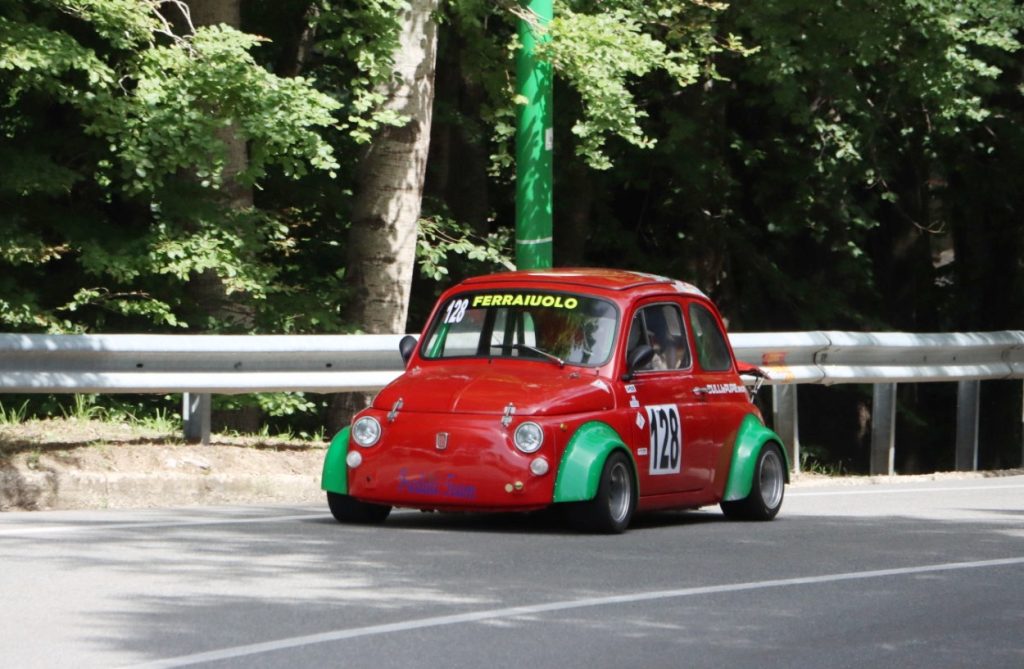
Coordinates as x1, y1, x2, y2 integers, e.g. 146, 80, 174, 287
397, 469, 441, 496
444, 474, 478, 500
397, 469, 478, 500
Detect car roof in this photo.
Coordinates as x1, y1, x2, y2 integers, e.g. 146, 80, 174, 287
457, 268, 708, 298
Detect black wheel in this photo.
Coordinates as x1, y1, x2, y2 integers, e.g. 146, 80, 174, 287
327, 491, 391, 524
568, 451, 637, 534
721, 443, 786, 521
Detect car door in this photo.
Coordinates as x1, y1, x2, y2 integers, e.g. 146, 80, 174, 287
623, 300, 710, 494
683, 299, 750, 483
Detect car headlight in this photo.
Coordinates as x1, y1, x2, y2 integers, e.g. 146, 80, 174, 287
351, 416, 381, 447
513, 421, 544, 454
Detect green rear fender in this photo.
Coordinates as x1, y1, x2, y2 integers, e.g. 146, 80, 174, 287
321, 426, 351, 494
553, 421, 636, 503
723, 414, 789, 502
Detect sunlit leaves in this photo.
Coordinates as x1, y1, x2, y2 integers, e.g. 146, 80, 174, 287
417, 216, 514, 281
0, 0, 344, 333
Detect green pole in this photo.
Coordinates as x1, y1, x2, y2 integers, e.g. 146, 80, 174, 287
515, 0, 553, 270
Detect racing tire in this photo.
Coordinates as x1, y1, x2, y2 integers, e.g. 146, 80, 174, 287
327, 491, 391, 524
567, 451, 637, 534
720, 443, 785, 521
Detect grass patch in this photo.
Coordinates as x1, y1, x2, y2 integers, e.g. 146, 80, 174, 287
800, 444, 849, 476
0, 400, 30, 425
132, 407, 181, 433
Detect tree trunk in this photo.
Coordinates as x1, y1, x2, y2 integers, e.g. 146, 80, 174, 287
187, 0, 252, 209
347, 0, 440, 335
330, 0, 440, 431
185, 0, 256, 331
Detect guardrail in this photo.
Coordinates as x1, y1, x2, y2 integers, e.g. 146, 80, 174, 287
0, 333, 408, 443
732, 331, 1024, 474
2, 331, 1022, 474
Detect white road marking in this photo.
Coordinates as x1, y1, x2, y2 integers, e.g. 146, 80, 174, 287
120, 556, 1024, 669
789, 483, 1024, 498
0, 513, 328, 537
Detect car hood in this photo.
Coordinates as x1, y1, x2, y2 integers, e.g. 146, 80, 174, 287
373, 364, 614, 416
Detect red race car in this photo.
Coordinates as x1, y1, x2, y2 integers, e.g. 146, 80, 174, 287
322, 269, 788, 533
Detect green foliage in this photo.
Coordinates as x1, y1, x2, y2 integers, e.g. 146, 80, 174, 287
0, 400, 30, 425
61, 394, 107, 421
0, 0, 342, 333
555, 0, 1023, 330
537, 0, 745, 169
89, 24, 340, 193
417, 216, 515, 281
215, 392, 316, 417
439, 1, 741, 174
314, 0, 410, 143
799, 445, 848, 478
133, 407, 181, 433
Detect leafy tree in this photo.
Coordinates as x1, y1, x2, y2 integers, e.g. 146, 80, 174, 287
0, 0, 339, 332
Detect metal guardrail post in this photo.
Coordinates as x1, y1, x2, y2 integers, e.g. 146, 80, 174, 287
870, 383, 897, 475
182, 392, 211, 445
772, 385, 800, 473
955, 380, 980, 471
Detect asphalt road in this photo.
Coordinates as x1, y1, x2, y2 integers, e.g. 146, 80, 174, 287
1, 476, 1022, 669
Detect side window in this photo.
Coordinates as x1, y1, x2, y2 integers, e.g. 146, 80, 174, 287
688, 303, 732, 372
626, 304, 691, 372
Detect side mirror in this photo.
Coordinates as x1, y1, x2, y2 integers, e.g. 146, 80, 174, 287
622, 345, 654, 381
399, 335, 417, 366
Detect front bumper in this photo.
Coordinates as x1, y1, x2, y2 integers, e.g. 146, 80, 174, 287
345, 411, 556, 511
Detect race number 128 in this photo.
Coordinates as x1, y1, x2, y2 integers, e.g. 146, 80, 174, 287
442, 298, 469, 324
646, 404, 681, 475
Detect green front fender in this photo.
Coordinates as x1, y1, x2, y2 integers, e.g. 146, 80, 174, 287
723, 414, 790, 502
321, 426, 351, 494
553, 421, 637, 503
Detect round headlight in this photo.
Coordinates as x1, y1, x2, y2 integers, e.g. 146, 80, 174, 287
351, 416, 381, 447
513, 421, 544, 454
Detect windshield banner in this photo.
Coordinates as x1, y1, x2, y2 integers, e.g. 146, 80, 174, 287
471, 293, 579, 310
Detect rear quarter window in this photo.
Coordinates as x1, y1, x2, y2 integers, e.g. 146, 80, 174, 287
688, 303, 732, 372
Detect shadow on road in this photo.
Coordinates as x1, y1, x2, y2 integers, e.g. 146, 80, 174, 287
2, 498, 1022, 668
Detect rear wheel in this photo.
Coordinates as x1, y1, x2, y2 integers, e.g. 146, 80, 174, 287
327, 491, 391, 524
721, 443, 785, 521
568, 451, 636, 534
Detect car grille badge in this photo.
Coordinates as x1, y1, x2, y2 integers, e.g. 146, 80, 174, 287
435, 432, 449, 451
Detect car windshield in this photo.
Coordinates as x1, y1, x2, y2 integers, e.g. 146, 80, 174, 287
421, 291, 619, 367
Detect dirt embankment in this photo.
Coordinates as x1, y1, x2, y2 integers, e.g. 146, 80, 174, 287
0, 418, 327, 511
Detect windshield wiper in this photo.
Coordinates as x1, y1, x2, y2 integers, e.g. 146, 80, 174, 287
509, 343, 565, 367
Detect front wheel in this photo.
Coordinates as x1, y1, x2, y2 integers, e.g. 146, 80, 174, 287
567, 451, 636, 534
721, 443, 786, 521
327, 491, 391, 524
